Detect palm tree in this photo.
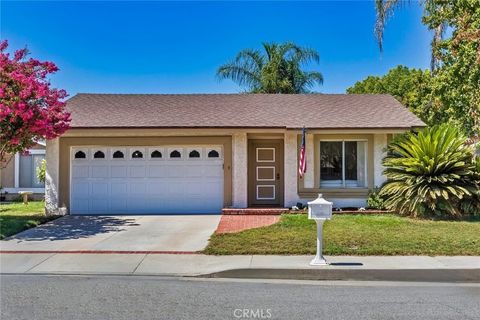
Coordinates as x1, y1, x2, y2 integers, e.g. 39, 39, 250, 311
217, 42, 323, 93
374, 0, 445, 71
380, 124, 479, 217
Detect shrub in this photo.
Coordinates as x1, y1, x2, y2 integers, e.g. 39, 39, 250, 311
36, 159, 46, 183
380, 124, 479, 217
366, 187, 386, 210
11, 195, 25, 202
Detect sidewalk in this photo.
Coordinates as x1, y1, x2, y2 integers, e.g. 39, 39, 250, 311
1, 253, 479, 281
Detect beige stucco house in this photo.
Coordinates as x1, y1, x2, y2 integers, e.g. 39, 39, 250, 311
0, 142, 46, 201
45, 93, 425, 215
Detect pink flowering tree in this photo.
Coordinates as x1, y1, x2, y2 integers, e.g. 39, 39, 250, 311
0, 40, 70, 166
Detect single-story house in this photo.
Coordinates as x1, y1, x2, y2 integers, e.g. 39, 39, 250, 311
45, 93, 425, 215
1, 141, 46, 201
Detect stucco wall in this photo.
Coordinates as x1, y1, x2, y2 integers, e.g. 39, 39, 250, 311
303, 133, 315, 188
284, 132, 300, 207
45, 138, 60, 215
294, 197, 367, 209
232, 133, 248, 208
290, 133, 390, 209
373, 134, 388, 187
47, 128, 394, 212
324, 198, 367, 208
0, 154, 15, 188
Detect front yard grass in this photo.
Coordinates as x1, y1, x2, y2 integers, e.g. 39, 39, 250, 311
204, 214, 480, 255
0, 201, 58, 239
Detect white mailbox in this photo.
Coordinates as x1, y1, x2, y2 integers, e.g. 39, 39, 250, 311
307, 194, 333, 266
308, 194, 333, 220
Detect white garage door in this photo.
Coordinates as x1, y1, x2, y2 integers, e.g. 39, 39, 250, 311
70, 146, 224, 214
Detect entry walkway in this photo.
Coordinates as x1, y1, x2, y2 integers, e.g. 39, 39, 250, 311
216, 215, 280, 233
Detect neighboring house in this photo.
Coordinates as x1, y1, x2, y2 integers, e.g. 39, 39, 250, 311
45, 94, 425, 215
0, 142, 46, 200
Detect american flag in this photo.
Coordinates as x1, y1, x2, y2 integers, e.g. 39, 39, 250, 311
299, 127, 307, 177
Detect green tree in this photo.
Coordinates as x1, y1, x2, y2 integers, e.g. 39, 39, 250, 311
423, 0, 480, 136
217, 42, 323, 93
347, 66, 432, 124
380, 124, 479, 217
373, 0, 480, 137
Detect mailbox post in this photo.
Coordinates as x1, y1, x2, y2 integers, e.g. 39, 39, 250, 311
308, 194, 333, 266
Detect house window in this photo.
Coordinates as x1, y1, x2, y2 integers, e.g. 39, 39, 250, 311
208, 150, 219, 158
319, 141, 367, 188
170, 150, 181, 158
93, 151, 105, 159
74, 151, 86, 159
189, 150, 200, 158
19, 154, 45, 188
132, 150, 143, 159
112, 151, 124, 159
151, 150, 162, 158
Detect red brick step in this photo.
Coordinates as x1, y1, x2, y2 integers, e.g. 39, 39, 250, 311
222, 208, 289, 215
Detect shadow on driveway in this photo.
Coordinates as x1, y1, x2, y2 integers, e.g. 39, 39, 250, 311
7, 216, 140, 242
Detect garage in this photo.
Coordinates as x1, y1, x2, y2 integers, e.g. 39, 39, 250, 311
70, 146, 224, 214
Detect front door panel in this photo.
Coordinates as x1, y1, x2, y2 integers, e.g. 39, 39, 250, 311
248, 140, 284, 206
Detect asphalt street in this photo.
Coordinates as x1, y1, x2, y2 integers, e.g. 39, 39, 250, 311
1, 275, 479, 320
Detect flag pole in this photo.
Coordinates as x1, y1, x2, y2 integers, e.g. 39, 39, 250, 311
299, 126, 307, 179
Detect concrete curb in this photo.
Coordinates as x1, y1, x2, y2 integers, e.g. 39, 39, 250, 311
201, 268, 480, 283
2, 269, 479, 283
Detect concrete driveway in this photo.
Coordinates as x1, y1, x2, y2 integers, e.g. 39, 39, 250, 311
0, 215, 221, 252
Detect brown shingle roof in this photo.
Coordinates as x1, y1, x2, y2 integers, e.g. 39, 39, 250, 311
67, 93, 425, 129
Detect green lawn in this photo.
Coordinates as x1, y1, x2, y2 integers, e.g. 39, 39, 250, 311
0, 201, 59, 239
204, 214, 480, 255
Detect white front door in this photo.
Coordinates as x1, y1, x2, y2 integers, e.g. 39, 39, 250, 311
70, 146, 224, 214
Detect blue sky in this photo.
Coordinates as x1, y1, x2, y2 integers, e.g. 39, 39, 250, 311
1, 1, 432, 95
